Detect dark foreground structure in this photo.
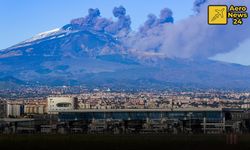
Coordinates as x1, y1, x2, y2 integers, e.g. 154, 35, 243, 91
1, 108, 250, 150
56, 108, 250, 134
1, 108, 250, 134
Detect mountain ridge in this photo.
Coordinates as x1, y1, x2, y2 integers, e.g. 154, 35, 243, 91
1, 24, 250, 90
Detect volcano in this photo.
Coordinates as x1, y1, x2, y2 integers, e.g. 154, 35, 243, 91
1, 21, 250, 90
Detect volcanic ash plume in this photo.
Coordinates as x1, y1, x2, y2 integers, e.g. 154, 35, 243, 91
124, 0, 250, 59
69, 0, 250, 59
70, 8, 101, 27
70, 6, 131, 37
105, 6, 131, 36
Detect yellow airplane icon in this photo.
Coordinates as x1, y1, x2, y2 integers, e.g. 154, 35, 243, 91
211, 8, 225, 22
208, 5, 228, 25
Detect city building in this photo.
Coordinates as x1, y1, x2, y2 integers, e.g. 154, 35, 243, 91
47, 96, 78, 114
0, 100, 7, 118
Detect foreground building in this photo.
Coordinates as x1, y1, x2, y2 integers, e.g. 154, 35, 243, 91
1, 95, 250, 134
55, 108, 250, 134
0, 107, 250, 134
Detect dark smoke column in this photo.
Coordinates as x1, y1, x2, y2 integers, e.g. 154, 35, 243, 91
105, 6, 131, 35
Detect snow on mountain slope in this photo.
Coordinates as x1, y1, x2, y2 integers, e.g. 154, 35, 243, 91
23, 28, 61, 43
1, 20, 250, 89
0, 25, 122, 59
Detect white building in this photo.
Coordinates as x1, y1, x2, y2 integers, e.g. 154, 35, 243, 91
7, 104, 22, 117
241, 100, 250, 109
47, 96, 77, 114
24, 105, 47, 114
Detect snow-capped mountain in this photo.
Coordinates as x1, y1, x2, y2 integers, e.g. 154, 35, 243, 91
1, 22, 250, 90
1, 25, 121, 58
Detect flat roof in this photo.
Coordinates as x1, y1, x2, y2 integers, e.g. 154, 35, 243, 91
0, 118, 34, 122
51, 108, 224, 113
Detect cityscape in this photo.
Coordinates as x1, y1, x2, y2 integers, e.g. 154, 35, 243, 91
1, 89, 250, 134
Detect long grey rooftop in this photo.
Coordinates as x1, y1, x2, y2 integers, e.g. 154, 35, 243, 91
51, 108, 225, 113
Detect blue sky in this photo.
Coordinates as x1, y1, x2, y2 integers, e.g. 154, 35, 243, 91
0, 0, 193, 49
0, 0, 249, 65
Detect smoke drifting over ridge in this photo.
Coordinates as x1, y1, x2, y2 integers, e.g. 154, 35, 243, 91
140, 8, 174, 33
69, 0, 250, 59
71, 8, 101, 27
124, 0, 250, 59
70, 6, 131, 36
106, 6, 131, 35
